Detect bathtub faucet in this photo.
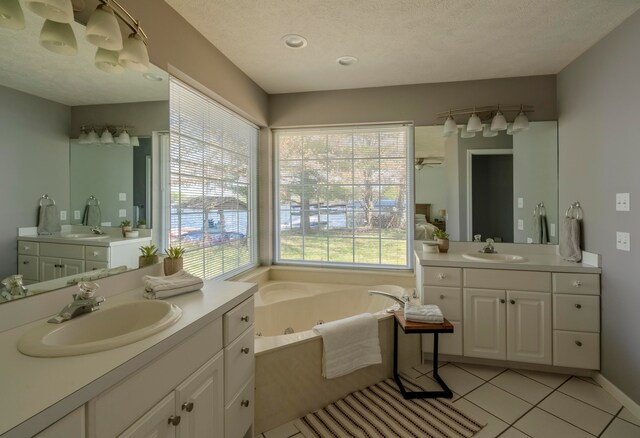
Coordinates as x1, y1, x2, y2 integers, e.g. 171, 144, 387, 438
368, 290, 409, 307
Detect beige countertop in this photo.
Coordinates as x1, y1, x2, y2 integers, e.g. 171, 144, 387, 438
0, 280, 257, 437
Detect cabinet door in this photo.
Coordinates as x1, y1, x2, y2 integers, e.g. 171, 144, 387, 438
175, 351, 224, 438
18, 255, 39, 281
40, 257, 61, 281
61, 258, 85, 277
507, 291, 552, 364
463, 289, 506, 360
120, 392, 177, 438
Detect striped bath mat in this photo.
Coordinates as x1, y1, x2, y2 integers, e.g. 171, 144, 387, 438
295, 377, 485, 438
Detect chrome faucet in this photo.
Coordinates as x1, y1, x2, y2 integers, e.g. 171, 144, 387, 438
368, 290, 410, 307
90, 226, 105, 235
48, 282, 105, 324
479, 238, 497, 254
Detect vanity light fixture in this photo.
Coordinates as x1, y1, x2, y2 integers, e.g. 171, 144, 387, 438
442, 110, 458, 137
78, 125, 138, 146
25, 0, 74, 23
490, 105, 507, 132
78, 129, 89, 143
0, 0, 25, 30
282, 34, 308, 49
85, 3, 122, 50
116, 129, 130, 145
482, 124, 498, 137
118, 29, 149, 72
100, 128, 114, 144
512, 105, 530, 131
86, 128, 100, 143
39, 19, 77, 55
437, 104, 534, 137
95, 47, 124, 73
466, 109, 482, 133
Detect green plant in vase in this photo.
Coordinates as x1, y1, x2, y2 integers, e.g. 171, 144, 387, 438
164, 246, 186, 276
434, 229, 450, 253
139, 245, 159, 268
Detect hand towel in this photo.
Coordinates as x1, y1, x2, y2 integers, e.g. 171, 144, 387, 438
82, 204, 102, 227
404, 302, 444, 324
559, 217, 582, 262
312, 313, 381, 379
143, 270, 204, 299
37, 204, 61, 234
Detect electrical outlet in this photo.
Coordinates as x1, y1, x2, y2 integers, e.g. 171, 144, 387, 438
119, 192, 126, 201
616, 193, 630, 211
74, 210, 81, 220
59, 210, 67, 220
550, 223, 556, 237
518, 197, 524, 209
527, 237, 533, 243
119, 209, 127, 218
616, 232, 630, 251
517, 219, 524, 230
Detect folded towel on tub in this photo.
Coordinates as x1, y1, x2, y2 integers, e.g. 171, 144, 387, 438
313, 313, 382, 379
404, 302, 444, 324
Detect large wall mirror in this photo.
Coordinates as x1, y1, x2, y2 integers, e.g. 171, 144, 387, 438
0, 8, 168, 303
414, 122, 558, 244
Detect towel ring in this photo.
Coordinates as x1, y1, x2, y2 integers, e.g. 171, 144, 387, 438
565, 202, 583, 219
39, 194, 55, 207
533, 202, 546, 216
86, 195, 100, 206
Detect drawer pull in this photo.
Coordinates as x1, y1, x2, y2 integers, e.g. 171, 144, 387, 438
575, 341, 583, 347
23, 261, 30, 265
437, 273, 446, 280
240, 400, 250, 407
573, 280, 582, 287
168, 415, 181, 426
92, 251, 99, 256
241, 347, 250, 354
575, 303, 582, 309
240, 315, 250, 322
23, 246, 30, 250
439, 294, 445, 299
509, 299, 516, 304
181, 401, 194, 412
500, 299, 506, 304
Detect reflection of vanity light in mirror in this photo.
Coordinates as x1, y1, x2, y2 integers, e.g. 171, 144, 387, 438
78, 125, 139, 146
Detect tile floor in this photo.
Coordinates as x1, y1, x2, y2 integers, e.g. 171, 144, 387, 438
258, 361, 640, 438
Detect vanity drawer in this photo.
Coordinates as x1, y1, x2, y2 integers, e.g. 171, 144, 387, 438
224, 296, 254, 346
225, 378, 254, 438
553, 273, 600, 295
86, 246, 110, 262
554, 294, 600, 332
423, 267, 462, 287
225, 324, 255, 404
553, 330, 600, 369
464, 269, 550, 292
422, 320, 462, 356
40, 243, 84, 260
18, 241, 38, 256
423, 286, 462, 320
86, 261, 109, 271
18, 255, 39, 281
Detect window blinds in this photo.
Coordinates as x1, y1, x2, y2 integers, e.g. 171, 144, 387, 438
169, 77, 258, 279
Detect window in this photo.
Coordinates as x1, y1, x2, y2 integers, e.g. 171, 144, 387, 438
169, 77, 258, 279
275, 124, 413, 268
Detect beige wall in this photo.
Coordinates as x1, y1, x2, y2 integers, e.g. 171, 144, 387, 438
269, 75, 556, 127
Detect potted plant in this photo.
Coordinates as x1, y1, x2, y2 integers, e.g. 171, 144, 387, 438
164, 246, 185, 276
434, 229, 450, 253
137, 219, 146, 229
139, 245, 159, 268
120, 219, 132, 237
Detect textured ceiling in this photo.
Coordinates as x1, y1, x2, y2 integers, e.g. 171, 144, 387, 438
0, 7, 167, 106
165, 0, 640, 94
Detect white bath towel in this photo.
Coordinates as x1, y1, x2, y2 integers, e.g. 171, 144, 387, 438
143, 270, 203, 299
313, 313, 382, 379
404, 302, 444, 324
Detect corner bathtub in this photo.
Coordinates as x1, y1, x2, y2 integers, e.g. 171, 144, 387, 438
253, 281, 421, 433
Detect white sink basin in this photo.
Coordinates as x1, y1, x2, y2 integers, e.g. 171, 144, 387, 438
462, 253, 528, 263
59, 233, 109, 240
18, 301, 182, 357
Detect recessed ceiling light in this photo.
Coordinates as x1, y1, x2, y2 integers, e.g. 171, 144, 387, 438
143, 72, 163, 82
337, 56, 358, 66
282, 34, 307, 49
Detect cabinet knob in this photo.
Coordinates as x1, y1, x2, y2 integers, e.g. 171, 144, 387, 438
575, 304, 582, 309
500, 299, 506, 304
181, 401, 194, 412
573, 280, 582, 287
439, 294, 445, 299
241, 347, 250, 354
23, 246, 30, 250
92, 251, 99, 256
241, 400, 250, 407
168, 415, 181, 426
575, 340, 583, 347
437, 273, 446, 280
509, 299, 516, 305
23, 261, 30, 265
240, 315, 250, 322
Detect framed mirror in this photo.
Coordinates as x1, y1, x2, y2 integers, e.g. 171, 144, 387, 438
0, 8, 168, 303
414, 122, 558, 244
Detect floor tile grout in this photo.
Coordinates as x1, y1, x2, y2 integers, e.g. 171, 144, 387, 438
511, 367, 571, 389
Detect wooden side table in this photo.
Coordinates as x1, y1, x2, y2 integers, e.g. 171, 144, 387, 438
393, 311, 454, 399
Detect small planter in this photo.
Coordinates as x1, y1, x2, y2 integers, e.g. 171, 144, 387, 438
436, 238, 450, 253
121, 225, 132, 238
139, 255, 159, 268
164, 257, 184, 276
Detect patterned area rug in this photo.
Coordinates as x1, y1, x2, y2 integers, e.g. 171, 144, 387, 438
295, 377, 485, 438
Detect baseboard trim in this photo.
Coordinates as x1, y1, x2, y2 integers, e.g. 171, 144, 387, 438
593, 372, 640, 419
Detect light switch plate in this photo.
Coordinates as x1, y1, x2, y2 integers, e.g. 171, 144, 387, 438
74, 210, 81, 220
550, 223, 556, 237
517, 219, 524, 230
616, 193, 630, 211
527, 237, 533, 243
119, 209, 127, 218
119, 192, 126, 201
59, 210, 67, 220
518, 197, 524, 209
617, 232, 630, 251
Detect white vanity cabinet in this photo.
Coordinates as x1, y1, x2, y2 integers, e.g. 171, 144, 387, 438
421, 267, 463, 355
34, 406, 85, 438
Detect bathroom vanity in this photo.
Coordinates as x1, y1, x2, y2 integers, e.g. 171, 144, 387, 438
0, 275, 257, 438
415, 247, 601, 371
